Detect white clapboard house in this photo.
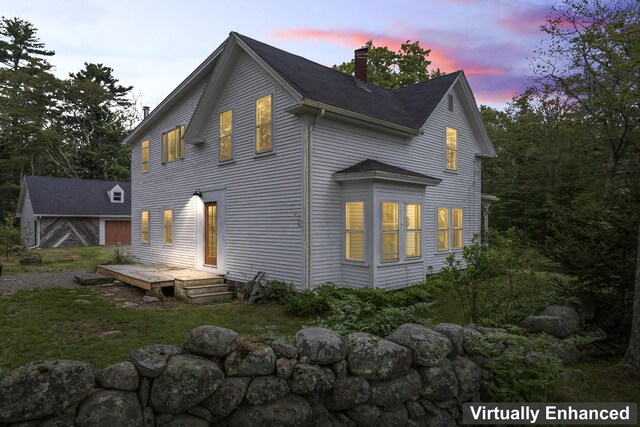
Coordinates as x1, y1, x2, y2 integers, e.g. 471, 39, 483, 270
123, 32, 495, 290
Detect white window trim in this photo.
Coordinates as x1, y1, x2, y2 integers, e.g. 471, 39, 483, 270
379, 200, 423, 264
141, 210, 150, 244
163, 208, 174, 246
444, 126, 458, 173
218, 107, 235, 163
344, 200, 366, 264
141, 140, 149, 173
254, 92, 275, 157
436, 207, 464, 253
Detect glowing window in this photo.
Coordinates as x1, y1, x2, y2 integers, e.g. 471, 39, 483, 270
141, 140, 149, 172
255, 95, 272, 153
446, 127, 457, 171
141, 211, 149, 243
219, 110, 233, 161
163, 210, 173, 245
345, 202, 364, 261
453, 208, 463, 249
382, 202, 399, 261
405, 203, 421, 258
438, 207, 463, 251
162, 125, 185, 163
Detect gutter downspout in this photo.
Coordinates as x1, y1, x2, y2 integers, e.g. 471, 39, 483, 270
306, 108, 325, 289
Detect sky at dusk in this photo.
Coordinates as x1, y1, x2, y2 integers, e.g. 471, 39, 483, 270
1, 0, 558, 109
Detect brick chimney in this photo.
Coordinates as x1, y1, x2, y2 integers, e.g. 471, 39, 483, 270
354, 47, 368, 83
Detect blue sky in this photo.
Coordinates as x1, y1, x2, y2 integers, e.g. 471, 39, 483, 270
1, 0, 557, 109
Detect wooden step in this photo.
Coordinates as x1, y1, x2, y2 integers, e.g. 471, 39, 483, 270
184, 291, 234, 304
175, 277, 225, 287
183, 284, 230, 297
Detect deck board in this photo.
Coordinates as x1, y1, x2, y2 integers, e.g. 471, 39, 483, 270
97, 264, 224, 291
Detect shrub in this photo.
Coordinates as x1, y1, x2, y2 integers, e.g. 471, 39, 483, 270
0, 213, 22, 260
261, 280, 294, 304
111, 245, 134, 264
311, 294, 423, 336
476, 331, 562, 402
283, 286, 335, 317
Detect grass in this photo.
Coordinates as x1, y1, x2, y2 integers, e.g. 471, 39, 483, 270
0, 287, 304, 371
553, 360, 640, 406
0, 246, 114, 274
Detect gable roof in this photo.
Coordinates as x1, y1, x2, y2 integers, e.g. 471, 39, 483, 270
125, 32, 494, 157
21, 176, 131, 217
235, 34, 459, 130
333, 159, 441, 186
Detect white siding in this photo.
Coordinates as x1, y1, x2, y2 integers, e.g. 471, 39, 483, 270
310, 83, 483, 288
19, 188, 37, 246
131, 52, 304, 287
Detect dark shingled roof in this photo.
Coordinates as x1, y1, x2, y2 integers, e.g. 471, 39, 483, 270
24, 176, 131, 216
235, 33, 462, 130
335, 159, 435, 179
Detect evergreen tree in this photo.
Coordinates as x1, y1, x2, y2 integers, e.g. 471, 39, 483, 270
0, 16, 57, 220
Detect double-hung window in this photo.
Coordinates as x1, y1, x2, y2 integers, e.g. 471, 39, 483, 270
382, 202, 399, 261
438, 207, 463, 251
345, 202, 364, 261
162, 125, 185, 163
405, 203, 421, 258
163, 209, 173, 245
445, 127, 457, 171
219, 110, 233, 161
141, 211, 149, 243
141, 140, 149, 172
255, 95, 272, 153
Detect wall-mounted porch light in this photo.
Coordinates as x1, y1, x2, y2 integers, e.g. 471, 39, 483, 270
193, 188, 202, 198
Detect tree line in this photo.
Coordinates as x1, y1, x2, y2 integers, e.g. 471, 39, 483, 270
0, 16, 137, 220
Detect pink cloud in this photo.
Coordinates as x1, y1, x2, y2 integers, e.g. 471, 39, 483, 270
272, 27, 523, 106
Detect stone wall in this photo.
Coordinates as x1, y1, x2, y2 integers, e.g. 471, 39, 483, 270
0, 323, 496, 427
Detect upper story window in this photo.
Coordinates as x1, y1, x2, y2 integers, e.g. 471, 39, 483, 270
162, 125, 185, 164
448, 94, 454, 112
445, 127, 457, 171
382, 202, 399, 261
219, 110, 233, 162
255, 95, 272, 153
141, 140, 149, 173
438, 207, 463, 251
113, 192, 122, 202
345, 201, 364, 261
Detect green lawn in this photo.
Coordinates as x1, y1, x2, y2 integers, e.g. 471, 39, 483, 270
1, 245, 114, 274
0, 287, 304, 371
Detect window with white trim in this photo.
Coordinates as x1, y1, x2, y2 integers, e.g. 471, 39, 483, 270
345, 202, 364, 261
219, 109, 233, 161
382, 202, 399, 261
405, 203, 421, 258
141, 210, 149, 243
162, 125, 185, 163
445, 127, 457, 171
438, 207, 463, 251
255, 95, 272, 153
141, 140, 149, 172
163, 209, 173, 245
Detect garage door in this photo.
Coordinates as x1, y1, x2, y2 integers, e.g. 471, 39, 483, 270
105, 220, 131, 245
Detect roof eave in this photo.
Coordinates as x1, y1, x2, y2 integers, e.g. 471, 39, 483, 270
122, 43, 226, 145
289, 100, 422, 136
333, 170, 441, 186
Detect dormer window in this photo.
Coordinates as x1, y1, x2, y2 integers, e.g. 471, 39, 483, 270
108, 185, 125, 203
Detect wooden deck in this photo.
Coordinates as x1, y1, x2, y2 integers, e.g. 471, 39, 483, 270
96, 264, 224, 292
